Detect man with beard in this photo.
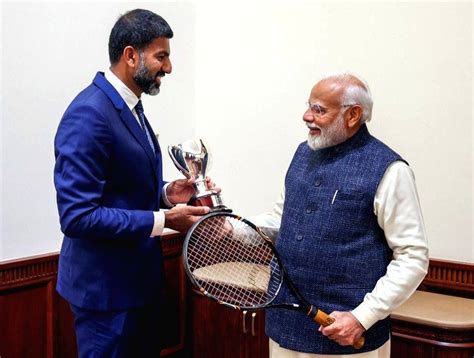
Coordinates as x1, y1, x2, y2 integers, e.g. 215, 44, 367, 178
53, 9, 213, 357
251, 73, 428, 357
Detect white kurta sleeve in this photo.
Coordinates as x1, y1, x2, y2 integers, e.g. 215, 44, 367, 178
248, 188, 285, 240
351, 161, 429, 329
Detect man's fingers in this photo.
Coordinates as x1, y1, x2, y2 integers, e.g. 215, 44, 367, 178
205, 177, 221, 190
320, 327, 333, 336
174, 177, 194, 184
171, 178, 192, 187
208, 182, 222, 193
320, 319, 339, 336
186, 206, 210, 215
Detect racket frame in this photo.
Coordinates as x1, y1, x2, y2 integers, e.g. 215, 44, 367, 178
183, 211, 285, 310
183, 211, 365, 349
183, 211, 313, 313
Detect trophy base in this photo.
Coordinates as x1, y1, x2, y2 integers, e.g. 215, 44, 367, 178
188, 192, 231, 212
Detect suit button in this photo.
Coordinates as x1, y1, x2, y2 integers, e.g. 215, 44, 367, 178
314, 180, 321, 187
306, 208, 312, 214
296, 235, 303, 241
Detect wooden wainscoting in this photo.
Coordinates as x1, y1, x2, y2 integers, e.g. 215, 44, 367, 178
0, 232, 187, 358
0, 254, 71, 358
2, 251, 473, 358
418, 258, 474, 299
391, 258, 474, 358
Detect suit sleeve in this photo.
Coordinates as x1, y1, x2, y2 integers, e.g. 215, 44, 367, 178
159, 181, 171, 208
54, 104, 154, 239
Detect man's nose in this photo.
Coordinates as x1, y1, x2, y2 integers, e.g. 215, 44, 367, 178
164, 59, 172, 74
303, 108, 314, 122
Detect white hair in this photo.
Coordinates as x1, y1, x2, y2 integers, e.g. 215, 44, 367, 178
318, 72, 373, 123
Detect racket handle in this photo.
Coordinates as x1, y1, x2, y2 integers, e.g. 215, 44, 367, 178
312, 309, 365, 349
353, 336, 365, 350
313, 309, 335, 326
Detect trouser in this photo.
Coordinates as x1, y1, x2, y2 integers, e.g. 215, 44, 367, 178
269, 338, 390, 358
70, 303, 162, 358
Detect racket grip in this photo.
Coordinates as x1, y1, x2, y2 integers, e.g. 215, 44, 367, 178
353, 336, 365, 350
313, 309, 335, 326
312, 309, 365, 349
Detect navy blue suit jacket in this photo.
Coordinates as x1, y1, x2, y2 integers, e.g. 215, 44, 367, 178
54, 72, 166, 310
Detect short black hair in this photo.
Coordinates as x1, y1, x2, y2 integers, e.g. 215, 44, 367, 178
108, 9, 173, 64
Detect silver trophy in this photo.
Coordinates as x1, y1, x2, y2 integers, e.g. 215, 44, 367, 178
168, 139, 228, 210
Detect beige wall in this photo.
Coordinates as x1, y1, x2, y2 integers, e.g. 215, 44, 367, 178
195, 1, 473, 262
1, 1, 472, 262
0, 1, 197, 259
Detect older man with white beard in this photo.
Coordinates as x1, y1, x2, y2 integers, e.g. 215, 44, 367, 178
250, 73, 429, 358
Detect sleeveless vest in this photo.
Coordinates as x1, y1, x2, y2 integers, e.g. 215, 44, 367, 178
266, 125, 406, 354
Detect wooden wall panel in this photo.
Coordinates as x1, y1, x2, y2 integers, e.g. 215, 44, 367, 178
54, 288, 77, 358
0, 254, 58, 358
161, 234, 188, 356
392, 334, 474, 358
390, 258, 474, 358
0, 282, 51, 357
1, 253, 473, 358
0, 233, 187, 358
391, 336, 433, 358
418, 258, 474, 298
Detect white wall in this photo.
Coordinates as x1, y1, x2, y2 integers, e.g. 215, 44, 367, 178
194, 1, 473, 262
1, 1, 472, 262
0, 1, 3, 260
0, 1, 196, 259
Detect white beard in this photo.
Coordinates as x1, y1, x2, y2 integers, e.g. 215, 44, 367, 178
307, 112, 348, 151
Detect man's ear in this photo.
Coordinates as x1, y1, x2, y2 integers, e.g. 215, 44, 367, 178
123, 46, 138, 68
346, 105, 363, 129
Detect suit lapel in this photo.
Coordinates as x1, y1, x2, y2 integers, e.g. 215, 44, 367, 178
93, 72, 159, 181
119, 106, 158, 167
143, 116, 164, 203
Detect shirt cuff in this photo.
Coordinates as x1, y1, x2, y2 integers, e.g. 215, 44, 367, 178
351, 303, 380, 330
162, 182, 176, 208
151, 211, 165, 237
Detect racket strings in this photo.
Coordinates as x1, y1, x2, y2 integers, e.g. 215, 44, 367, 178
190, 222, 270, 304
187, 216, 282, 307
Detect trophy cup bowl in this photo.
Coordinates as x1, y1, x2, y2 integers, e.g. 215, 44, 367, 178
168, 139, 228, 211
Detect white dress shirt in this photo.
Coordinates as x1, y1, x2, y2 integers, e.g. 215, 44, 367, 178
250, 160, 429, 331
104, 69, 174, 237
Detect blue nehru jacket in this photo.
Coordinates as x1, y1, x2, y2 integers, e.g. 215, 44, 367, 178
266, 125, 406, 354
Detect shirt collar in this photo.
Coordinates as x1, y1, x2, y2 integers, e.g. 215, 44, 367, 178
104, 68, 140, 111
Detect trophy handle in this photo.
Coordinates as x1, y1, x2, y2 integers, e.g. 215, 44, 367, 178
199, 139, 208, 156
167, 145, 192, 179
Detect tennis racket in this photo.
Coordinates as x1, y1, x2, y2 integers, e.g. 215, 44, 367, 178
183, 211, 365, 349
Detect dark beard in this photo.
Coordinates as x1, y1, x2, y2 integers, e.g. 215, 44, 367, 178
133, 59, 164, 96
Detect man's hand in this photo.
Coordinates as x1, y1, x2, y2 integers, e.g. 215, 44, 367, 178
166, 177, 220, 205
164, 205, 210, 232
319, 311, 365, 347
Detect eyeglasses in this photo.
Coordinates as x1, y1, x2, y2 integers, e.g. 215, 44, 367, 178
305, 102, 356, 118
